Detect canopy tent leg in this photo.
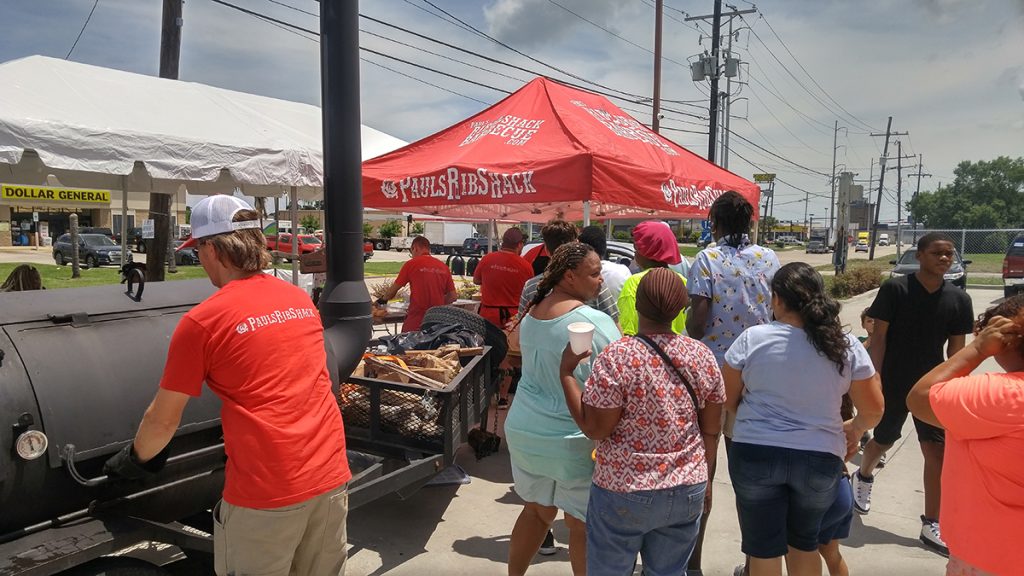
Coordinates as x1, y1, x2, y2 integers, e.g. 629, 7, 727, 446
606, 219, 612, 240
290, 186, 299, 286
120, 176, 128, 264
488, 219, 495, 252
583, 202, 590, 227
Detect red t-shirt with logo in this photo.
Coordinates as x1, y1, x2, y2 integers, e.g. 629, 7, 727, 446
396, 255, 456, 331
474, 249, 533, 327
160, 273, 350, 509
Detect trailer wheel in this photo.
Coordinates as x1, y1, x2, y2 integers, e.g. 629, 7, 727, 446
64, 557, 170, 576
374, 240, 386, 250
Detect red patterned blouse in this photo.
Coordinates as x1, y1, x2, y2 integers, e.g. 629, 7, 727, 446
582, 334, 725, 492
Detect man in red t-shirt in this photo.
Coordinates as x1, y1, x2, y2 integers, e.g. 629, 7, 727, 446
474, 227, 533, 328
104, 196, 351, 575
377, 235, 457, 332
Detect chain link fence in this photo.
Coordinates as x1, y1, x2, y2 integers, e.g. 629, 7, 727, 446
894, 228, 1022, 275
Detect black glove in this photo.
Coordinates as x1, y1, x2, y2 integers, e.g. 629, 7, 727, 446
103, 444, 170, 480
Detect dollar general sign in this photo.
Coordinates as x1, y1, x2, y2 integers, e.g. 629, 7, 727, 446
1, 184, 111, 205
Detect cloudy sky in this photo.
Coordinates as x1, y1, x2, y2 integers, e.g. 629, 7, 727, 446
1, 0, 1022, 223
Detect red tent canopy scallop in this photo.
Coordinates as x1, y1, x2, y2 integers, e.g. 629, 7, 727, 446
362, 77, 759, 222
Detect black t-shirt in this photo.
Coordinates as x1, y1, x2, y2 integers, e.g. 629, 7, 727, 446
868, 274, 974, 388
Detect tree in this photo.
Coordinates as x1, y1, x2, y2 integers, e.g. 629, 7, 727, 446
760, 215, 779, 233
411, 222, 425, 235
378, 219, 404, 238
300, 215, 321, 232
362, 222, 374, 237
908, 156, 1023, 229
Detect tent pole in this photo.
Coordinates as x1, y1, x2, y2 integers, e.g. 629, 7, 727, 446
290, 186, 299, 286
606, 219, 612, 240
120, 175, 128, 264
583, 201, 591, 227
488, 219, 495, 252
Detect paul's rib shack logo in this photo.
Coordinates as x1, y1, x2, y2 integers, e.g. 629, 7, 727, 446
459, 115, 545, 147
571, 100, 679, 156
380, 167, 537, 203
661, 179, 725, 210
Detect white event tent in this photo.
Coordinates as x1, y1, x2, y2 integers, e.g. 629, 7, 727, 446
0, 55, 405, 203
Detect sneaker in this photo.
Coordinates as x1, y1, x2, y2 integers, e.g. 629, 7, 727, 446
851, 471, 873, 514
920, 516, 949, 557
732, 565, 747, 576
497, 397, 510, 410
538, 530, 556, 555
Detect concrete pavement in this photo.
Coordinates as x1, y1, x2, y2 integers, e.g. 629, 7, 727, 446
345, 287, 1004, 576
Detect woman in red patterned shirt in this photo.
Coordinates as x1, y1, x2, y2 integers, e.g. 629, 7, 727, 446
558, 268, 726, 576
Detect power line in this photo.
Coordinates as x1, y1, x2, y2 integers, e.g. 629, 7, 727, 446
65, 0, 100, 59
361, 28, 529, 85
758, 13, 879, 132
741, 13, 875, 134
727, 129, 832, 177
262, 0, 317, 18
361, 57, 491, 105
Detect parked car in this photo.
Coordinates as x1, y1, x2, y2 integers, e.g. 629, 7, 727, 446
113, 227, 144, 251
775, 236, 804, 247
1003, 232, 1024, 298
878, 233, 890, 246
805, 240, 829, 254
890, 248, 971, 290
174, 239, 200, 266
461, 236, 498, 255
854, 240, 869, 253
79, 226, 116, 240
52, 233, 132, 268
266, 233, 322, 261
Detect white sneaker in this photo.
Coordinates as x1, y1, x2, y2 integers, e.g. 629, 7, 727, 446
920, 516, 950, 557
537, 530, 557, 555
732, 564, 747, 576
851, 472, 873, 514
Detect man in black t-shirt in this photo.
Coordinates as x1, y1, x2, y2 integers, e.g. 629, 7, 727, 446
851, 233, 973, 557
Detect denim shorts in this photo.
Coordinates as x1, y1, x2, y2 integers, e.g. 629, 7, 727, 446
817, 475, 853, 545
586, 482, 705, 576
729, 442, 843, 558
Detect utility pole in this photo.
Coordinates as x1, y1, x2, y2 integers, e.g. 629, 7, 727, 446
686, 2, 755, 166
803, 189, 809, 241
868, 117, 907, 261
911, 154, 932, 243
147, 0, 182, 281
896, 141, 904, 259
651, 0, 663, 133
829, 120, 838, 244
706, 0, 722, 164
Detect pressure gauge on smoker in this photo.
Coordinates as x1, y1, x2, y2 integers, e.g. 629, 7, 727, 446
15, 430, 48, 460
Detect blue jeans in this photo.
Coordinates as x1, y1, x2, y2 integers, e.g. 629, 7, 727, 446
586, 482, 705, 576
729, 442, 842, 558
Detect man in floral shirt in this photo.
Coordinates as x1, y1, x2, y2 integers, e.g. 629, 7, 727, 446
685, 191, 779, 576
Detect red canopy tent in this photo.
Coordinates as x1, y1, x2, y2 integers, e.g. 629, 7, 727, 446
363, 77, 759, 223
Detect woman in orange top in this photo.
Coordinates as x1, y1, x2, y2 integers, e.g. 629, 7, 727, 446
908, 294, 1024, 576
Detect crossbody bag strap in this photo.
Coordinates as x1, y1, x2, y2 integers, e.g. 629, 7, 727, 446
634, 333, 700, 412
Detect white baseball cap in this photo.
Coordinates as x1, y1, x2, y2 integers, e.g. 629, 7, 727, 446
190, 195, 262, 239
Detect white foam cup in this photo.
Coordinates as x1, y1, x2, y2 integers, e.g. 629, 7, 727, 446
567, 322, 596, 355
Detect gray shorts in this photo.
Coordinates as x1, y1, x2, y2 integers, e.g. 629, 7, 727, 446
213, 483, 348, 576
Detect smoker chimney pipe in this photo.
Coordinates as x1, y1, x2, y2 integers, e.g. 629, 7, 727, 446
318, 0, 371, 380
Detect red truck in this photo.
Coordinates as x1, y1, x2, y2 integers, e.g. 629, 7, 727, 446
266, 233, 322, 261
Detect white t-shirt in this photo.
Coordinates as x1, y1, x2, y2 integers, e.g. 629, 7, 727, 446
725, 321, 875, 458
600, 261, 631, 301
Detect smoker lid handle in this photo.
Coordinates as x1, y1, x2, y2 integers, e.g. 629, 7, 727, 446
62, 443, 225, 487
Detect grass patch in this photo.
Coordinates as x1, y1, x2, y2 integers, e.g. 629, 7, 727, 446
962, 253, 1004, 274
0, 262, 208, 290
967, 275, 1004, 286
364, 261, 403, 276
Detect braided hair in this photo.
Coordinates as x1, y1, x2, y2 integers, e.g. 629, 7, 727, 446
527, 241, 595, 313
771, 262, 850, 374
1, 264, 42, 292
708, 190, 753, 248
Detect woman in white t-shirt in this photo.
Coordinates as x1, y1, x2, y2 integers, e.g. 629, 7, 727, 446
723, 262, 883, 576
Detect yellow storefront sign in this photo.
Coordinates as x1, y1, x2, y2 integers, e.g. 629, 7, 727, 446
1, 184, 111, 206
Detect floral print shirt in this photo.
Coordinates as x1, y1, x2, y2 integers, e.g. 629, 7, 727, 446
687, 242, 780, 365
583, 334, 725, 492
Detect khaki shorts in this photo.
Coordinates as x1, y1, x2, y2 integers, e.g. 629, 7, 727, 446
213, 484, 348, 576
